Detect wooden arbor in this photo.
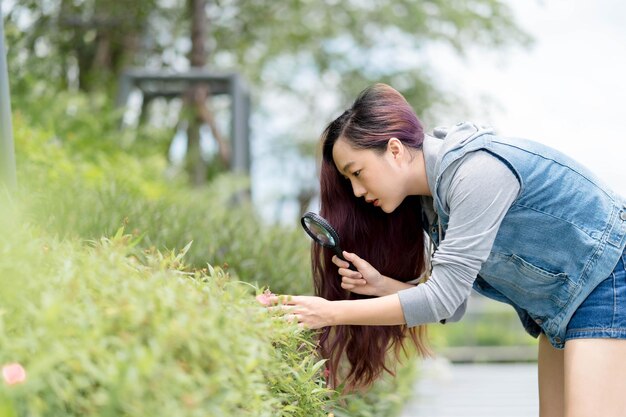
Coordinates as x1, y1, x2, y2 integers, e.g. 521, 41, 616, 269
116, 69, 251, 176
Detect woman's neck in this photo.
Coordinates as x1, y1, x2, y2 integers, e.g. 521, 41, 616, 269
407, 149, 432, 197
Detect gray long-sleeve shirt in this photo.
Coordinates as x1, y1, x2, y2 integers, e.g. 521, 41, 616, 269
397, 135, 520, 327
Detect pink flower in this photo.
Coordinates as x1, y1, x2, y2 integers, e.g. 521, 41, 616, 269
2, 363, 26, 385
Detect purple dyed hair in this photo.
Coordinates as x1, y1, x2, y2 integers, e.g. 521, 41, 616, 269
313, 84, 430, 391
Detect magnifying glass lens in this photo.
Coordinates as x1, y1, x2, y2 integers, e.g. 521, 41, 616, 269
303, 217, 336, 246
301, 212, 356, 271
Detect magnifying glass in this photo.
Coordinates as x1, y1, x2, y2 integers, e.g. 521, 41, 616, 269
300, 212, 356, 271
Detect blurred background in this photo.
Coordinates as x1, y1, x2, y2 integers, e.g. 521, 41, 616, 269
1, 0, 625, 415
3, 0, 624, 223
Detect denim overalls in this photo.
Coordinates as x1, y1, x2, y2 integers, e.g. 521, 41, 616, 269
427, 123, 626, 348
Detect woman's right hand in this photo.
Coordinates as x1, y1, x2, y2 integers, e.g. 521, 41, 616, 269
333, 251, 387, 297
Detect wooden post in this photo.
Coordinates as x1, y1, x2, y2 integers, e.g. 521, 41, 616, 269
0, 14, 17, 189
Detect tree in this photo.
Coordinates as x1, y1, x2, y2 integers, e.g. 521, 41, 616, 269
6, 0, 530, 112
4, 0, 531, 196
183, 0, 231, 185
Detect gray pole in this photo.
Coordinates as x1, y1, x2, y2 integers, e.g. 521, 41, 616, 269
0, 12, 17, 189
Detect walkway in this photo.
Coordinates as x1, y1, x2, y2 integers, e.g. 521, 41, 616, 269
400, 358, 539, 417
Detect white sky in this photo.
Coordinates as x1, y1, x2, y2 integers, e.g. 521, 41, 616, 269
428, 0, 626, 195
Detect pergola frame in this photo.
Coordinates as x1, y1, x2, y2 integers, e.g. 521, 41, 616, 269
117, 68, 251, 174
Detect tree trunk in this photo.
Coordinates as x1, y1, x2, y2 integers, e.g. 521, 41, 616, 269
189, 0, 207, 68
184, 0, 230, 186
184, 0, 208, 186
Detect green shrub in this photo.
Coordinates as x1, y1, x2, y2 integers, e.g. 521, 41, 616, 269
5, 106, 422, 416
0, 205, 335, 416
13, 112, 313, 295
0, 202, 422, 416
332, 362, 419, 417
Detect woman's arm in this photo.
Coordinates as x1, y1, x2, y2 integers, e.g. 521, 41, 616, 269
398, 150, 520, 327
378, 276, 416, 295
333, 294, 406, 326
269, 294, 406, 329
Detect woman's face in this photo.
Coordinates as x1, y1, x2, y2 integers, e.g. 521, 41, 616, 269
332, 138, 407, 213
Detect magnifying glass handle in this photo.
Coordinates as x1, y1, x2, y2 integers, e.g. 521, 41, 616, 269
335, 249, 357, 271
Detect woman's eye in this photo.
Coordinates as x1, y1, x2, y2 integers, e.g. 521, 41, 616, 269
353, 170, 361, 177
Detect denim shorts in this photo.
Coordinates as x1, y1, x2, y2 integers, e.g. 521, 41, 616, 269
565, 248, 626, 342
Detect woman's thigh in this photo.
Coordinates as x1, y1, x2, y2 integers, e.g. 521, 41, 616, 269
563, 250, 626, 416
564, 338, 626, 417
538, 333, 564, 417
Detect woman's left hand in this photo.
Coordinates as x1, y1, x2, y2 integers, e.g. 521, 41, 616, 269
267, 295, 334, 329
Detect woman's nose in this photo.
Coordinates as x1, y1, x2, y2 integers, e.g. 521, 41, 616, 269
352, 182, 366, 198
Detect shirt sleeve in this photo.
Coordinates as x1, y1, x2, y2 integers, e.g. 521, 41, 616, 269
398, 150, 520, 327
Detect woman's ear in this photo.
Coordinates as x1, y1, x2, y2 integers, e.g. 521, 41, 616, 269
387, 137, 403, 160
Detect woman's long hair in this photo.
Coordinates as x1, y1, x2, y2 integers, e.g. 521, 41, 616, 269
313, 84, 430, 391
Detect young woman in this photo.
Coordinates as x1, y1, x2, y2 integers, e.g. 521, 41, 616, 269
268, 83, 626, 416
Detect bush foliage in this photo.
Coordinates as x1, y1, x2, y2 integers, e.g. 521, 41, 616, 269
0, 207, 334, 416
13, 105, 313, 296
0, 101, 420, 416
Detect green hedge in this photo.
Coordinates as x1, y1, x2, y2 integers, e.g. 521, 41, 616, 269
1, 102, 421, 416
0, 206, 335, 416
0, 202, 418, 416
13, 111, 313, 296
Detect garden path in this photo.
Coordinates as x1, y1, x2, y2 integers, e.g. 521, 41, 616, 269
400, 359, 538, 417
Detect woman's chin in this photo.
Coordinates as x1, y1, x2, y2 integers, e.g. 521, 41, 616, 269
380, 200, 403, 214
380, 204, 393, 214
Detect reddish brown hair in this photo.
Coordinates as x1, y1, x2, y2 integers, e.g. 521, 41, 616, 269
314, 84, 430, 391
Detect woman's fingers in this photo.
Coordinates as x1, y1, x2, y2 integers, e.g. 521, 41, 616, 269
260, 296, 329, 329
341, 276, 366, 286
335, 251, 371, 271
261, 295, 299, 324
268, 295, 298, 306
283, 313, 298, 323
267, 305, 304, 326
332, 255, 350, 269
338, 267, 362, 279
343, 251, 369, 269
267, 304, 295, 313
